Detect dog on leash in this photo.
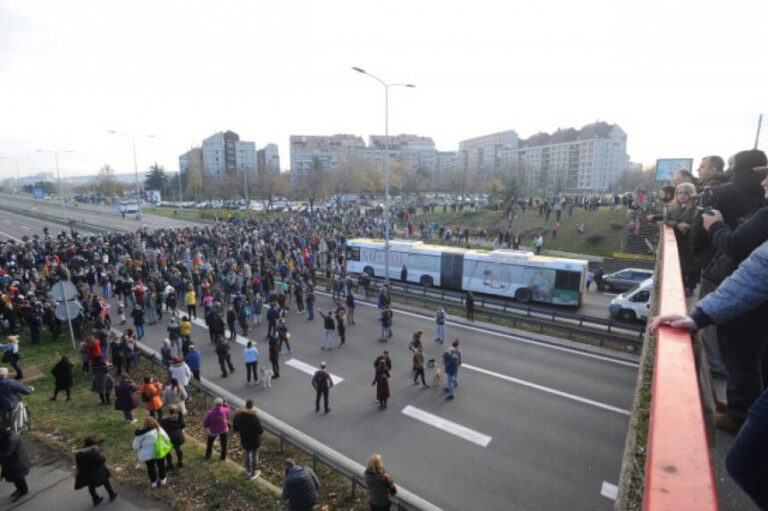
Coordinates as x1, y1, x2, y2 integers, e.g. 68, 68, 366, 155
432, 367, 443, 387
260, 366, 274, 389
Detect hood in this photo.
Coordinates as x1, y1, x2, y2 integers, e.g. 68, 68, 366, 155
732, 168, 767, 200
134, 427, 154, 436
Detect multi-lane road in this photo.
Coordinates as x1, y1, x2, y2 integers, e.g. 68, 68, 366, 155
0, 198, 638, 510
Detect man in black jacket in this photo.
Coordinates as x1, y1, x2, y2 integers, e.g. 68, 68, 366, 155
74, 436, 118, 505
232, 400, 264, 479
281, 458, 320, 511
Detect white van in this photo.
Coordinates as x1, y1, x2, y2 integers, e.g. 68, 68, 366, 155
609, 277, 653, 322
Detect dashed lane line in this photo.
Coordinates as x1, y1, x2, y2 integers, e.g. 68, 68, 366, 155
401, 405, 492, 447
601, 481, 618, 500
284, 358, 343, 385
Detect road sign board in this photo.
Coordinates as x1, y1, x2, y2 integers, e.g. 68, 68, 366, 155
50, 281, 77, 302
54, 301, 81, 322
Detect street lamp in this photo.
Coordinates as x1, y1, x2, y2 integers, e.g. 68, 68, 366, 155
107, 130, 155, 228
352, 66, 415, 284
35, 149, 73, 199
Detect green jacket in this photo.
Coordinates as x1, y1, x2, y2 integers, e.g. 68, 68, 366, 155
365, 469, 395, 506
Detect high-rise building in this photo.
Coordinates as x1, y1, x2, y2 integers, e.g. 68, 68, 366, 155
200, 130, 256, 178
257, 143, 280, 175
289, 134, 366, 189
458, 130, 520, 180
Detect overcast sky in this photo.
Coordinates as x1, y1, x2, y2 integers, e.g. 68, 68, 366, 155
1, 0, 767, 180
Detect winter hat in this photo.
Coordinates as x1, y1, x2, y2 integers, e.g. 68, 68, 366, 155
213, 397, 224, 406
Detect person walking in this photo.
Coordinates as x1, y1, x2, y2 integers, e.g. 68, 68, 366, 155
365, 453, 397, 511
335, 306, 346, 347
318, 309, 335, 350
277, 318, 292, 353
305, 287, 315, 321
202, 398, 231, 460
74, 436, 118, 505
443, 348, 460, 400
0, 428, 30, 502
379, 307, 393, 342
130, 306, 145, 340
450, 338, 463, 387
114, 373, 138, 424
345, 291, 355, 325
138, 375, 164, 420
132, 417, 170, 488
160, 339, 173, 369
268, 334, 280, 379
373, 359, 391, 409
232, 399, 264, 480
50, 355, 73, 401
434, 307, 447, 344
160, 405, 185, 470
179, 316, 192, 356
465, 292, 475, 322
184, 344, 201, 382
243, 341, 259, 386
312, 362, 333, 413
412, 345, 428, 388
215, 337, 235, 378
91, 355, 113, 406
281, 458, 320, 511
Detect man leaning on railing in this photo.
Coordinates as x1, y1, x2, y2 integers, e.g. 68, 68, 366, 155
651, 236, 768, 510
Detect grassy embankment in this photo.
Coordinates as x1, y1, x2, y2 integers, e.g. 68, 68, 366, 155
17, 331, 370, 510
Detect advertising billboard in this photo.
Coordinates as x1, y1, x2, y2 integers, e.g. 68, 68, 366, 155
656, 158, 693, 182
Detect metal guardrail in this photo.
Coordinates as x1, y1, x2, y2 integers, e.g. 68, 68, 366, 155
134, 341, 440, 511
644, 227, 717, 510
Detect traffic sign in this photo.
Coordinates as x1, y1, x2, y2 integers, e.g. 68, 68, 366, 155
50, 281, 77, 302
54, 301, 81, 322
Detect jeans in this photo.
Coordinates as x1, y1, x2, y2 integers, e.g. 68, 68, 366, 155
315, 388, 330, 412
436, 324, 445, 343
135, 323, 145, 339
445, 372, 455, 397
726, 388, 768, 509
206, 433, 228, 460
244, 448, 259, 475
246, 362, 258, 383
146, 307, 158, 325
145, 458, 166, 483
306, 303, 314, 320
322, 329, 334, 349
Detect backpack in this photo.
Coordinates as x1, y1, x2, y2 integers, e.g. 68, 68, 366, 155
443, 351, 457, 374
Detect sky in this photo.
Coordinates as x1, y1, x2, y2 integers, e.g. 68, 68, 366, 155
1, 0, 767, 180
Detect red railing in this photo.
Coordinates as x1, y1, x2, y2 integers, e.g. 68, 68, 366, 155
644, 226, 717, 510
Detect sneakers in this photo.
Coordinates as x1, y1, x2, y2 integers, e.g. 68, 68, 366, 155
250, 470, 261, 480
157, 478, 167, 487
715, 412, 742, 434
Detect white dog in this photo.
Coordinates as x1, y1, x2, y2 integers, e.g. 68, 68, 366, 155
260, 366, 273, 389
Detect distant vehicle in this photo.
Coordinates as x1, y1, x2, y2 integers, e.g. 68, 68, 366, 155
600, 268, 654, 292
345, 238, 587, 306
609, 277, 653, 322
115, 199, 139, 214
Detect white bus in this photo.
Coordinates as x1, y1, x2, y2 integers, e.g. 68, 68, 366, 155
115, 199, 139, 214
345, 238, 587, 306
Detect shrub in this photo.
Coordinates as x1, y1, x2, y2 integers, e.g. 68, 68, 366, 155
586, 234, 604, 245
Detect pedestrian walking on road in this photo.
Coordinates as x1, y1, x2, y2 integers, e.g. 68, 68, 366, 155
465, 292, 475, 322
450, 339, 463, 387
379, 307, 393, 342
244, 341, 259, 385
75, 436, 118, 506
318, 310, 335, 350
132, 417, 170, 488
413, 345, 428, 388
203, 398, 231, 460
281, 458, 320, 511
373, 359, 390, 409
312, 362, 333, 413
0, 428, 30, 502
215, 337, 235, 378
365, 453, 397, 511
434, 307, 447, 344
443, 348, 460, 400
232, 399, 264, 480
277, 318, 292, 353
268, 334, 280, 379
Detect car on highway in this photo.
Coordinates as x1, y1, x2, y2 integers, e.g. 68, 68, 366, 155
599, 267, 654, 292
609, 277, 653, 322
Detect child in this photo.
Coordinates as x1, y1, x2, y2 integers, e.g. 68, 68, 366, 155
117, 302, 126, 325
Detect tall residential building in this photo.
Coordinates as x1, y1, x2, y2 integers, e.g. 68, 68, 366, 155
458, 130, 520, 180
257, 143, 280, 174
289, 134, 366, 189
368, 135, 437, 174
200, 130, 256, 178
500, 122, 630, 193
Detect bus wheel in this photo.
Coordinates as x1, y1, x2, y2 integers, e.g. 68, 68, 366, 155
364, 267, 375, 278
515, 288, 532, 303
420, 276, 433, 287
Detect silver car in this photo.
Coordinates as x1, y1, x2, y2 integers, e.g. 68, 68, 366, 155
600, 268, 654, 292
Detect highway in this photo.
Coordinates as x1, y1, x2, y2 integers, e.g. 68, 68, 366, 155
0, 205, 639, 510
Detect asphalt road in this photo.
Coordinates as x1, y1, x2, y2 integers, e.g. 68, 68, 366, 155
0, 199, 638, 509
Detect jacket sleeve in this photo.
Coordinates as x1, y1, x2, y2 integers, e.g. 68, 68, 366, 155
708, 207, 768, 261
697, 238, 768, 324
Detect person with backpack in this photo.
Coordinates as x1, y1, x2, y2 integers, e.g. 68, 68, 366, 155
434, 307, 447, 344
312, 362, 333, 413
443, 349, 459, 400
138, 375, 163, 419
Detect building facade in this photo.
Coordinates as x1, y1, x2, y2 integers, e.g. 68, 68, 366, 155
458, 130, 520, 180
257, 143, 280, 174
289, 134, 366, 189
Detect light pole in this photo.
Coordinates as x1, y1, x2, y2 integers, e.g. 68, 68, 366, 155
35, 149, 73, 199
107, 130, 155, 228
352, 66, 415, 284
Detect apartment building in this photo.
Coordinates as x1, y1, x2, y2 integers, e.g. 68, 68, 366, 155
257, 143, 280, 174
458, 130, 520, 180
289, 134, 366, 189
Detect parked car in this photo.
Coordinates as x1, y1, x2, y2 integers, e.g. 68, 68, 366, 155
609, 277, 653, 322
600, 268, 654, 292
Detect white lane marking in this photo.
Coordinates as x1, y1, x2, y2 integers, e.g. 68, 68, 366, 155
601, 481, 618, 500
285, 358, 343, 385
0, 230, 22, 242
333, 292, 638, 368
20, 226, 29, 230
189, 316, 250, 347
462, 363, 630, 415
401, 405, 492, 447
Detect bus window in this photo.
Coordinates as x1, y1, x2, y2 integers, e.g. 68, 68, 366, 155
347, 247, 360, 262
554, 270, 581, 291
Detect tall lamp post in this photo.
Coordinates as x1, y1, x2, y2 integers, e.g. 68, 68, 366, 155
352, 66, 415, 284
107, 130, 155, 228
35, 149, 73, 199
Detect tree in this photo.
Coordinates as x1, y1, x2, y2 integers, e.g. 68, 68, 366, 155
612, 168, 657, 193
254, 171, 289, 211
96, 164, 124, 197
145, 163, 168, 194
22, 181, 56, 194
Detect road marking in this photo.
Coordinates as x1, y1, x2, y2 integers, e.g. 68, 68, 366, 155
188, 316, 251, 346
601, 481, 618, 500
285, 358, 343, 385
401, 405, 492, 447
339, 293, 638, 368
462, 363, 630, 415
20, 226, 29, 230
0, 230, 22, 242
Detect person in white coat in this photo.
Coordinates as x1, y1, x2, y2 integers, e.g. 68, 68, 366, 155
132, 417, 170, 488
169, 356, 192, 396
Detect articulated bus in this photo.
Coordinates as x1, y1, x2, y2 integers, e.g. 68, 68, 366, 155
345, 238, 588, 306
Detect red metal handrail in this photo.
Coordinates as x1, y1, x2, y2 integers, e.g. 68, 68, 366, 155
644, 226, 717, 510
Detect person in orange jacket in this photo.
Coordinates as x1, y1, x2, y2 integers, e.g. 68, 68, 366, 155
138, 375, 164, 420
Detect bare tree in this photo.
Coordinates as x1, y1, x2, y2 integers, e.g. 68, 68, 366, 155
254, 171, 289, 211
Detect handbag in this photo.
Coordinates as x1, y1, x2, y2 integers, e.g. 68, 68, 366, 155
155, 432, 173, 459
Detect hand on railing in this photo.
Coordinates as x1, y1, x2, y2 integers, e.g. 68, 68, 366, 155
649, 314, 696, 332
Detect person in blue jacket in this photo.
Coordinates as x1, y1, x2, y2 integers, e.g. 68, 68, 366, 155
184, 344, 201, 382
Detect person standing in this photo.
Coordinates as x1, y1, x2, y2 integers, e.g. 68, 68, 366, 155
0, 428, 30, 502
114, 373, 138, 424
281, 458, 320, 511
335, 307, 346, 347
450, 339, 463, 387
138, 375, 163, 419
202, 398, 231, 460
160, 405, 185, 470
268, 334, 280, 379
161, 377, 187, 418
443, 348, 460, 400
160, 339, 173, 369
465, 292, 475, 322
91, 355, 113, 406
132, 417, 170, 488
365, 453, 397, 511
50, 355, 73, 401
345, 291, 355, 325
232, 399, 264, 480
434, 307, 447, 344
169, 356, 192, 397
594, 267, 604, 291
277, 319, 292, 353
412, 345, 428, 388
243, 341, 259, 386
400, 265, 408, 282
130, 306, 145, 340
179, 316, 192, 356
312, 362, 333, 413
318, 310, 335, 351
305, 287, 315, 321
379, 307, 393, 342
372, 359, 390, 409
184, 344, 201, 382
0, 336, 23, 380
167, 317, 181, 355
74, 436, 118, 505
185, 285, 197, 320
